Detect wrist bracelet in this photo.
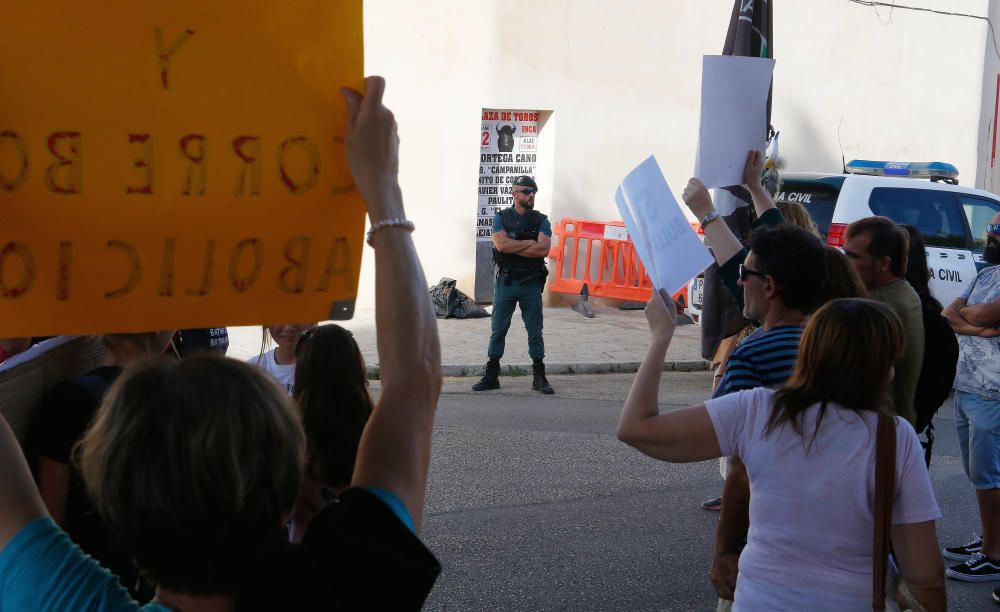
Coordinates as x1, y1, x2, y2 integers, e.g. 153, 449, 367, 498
366, 218, 415, 246
700, 210, 721, 228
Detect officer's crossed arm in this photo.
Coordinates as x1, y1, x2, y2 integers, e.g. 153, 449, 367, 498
944, 298, 1000, 337
493, 230, 550, 256
519, 232, 550, 258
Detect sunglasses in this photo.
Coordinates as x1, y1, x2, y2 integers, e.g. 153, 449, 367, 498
987, 224, 1000, 234
738, 264, 769, 282
513, 188, 537, 196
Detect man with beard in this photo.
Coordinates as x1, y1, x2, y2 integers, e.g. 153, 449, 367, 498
941, 214, 1000, 584
843, 217, 924, 426
472, 175, 554, 394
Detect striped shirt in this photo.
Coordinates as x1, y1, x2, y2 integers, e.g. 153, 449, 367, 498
713, 325, 803, 398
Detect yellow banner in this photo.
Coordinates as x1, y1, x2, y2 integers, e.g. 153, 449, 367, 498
0, 2, 365, 336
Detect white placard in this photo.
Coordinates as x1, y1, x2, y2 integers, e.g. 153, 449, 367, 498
615, 156, 713, 294
694, 55, 775, 189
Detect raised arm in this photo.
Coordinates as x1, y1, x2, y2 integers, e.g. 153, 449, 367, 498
743, 149, 777, 218
616, 291, 722, 463
682, 178, 743, 267
342, 77, 442, 532
0, 415, 47, 554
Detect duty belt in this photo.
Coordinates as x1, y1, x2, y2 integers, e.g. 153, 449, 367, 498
499, 267, 548, 286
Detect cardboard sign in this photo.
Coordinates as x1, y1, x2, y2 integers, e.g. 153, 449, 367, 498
616, 156, 713, 294
0, 2, 364, 336
0, 337, 105, 445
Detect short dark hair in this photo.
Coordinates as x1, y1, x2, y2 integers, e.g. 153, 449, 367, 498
845, 216, 909, 278
79, 355, 304, 594
748, 223, 827, 312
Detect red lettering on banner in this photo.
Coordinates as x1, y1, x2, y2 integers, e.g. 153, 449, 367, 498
278, 236, 310, 293
45, 131, 82, 195
179, 134, 206, 195
105, 240, 141, 298
232, 136, 261, 196
126, 133, 154, 194
0, 131, 29, 192
0, 241, 35, 298
159, 239, 176, 296
229, 238, 262, 292
315, 238, 353, 292
186, 240, 216, 296
154, 27, 195, 90
277, 136, 320, 195
56, 241, 71, 300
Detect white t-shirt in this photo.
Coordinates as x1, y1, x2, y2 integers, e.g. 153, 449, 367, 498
705, 387, 941, 611
246, 349, 296, 396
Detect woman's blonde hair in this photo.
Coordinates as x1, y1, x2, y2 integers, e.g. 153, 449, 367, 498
776, 200, 820, 238
78, 354, 304, 593
767, 298, 904, 446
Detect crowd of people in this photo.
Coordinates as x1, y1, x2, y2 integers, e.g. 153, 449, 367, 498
0, 75, 996, 611
619, 151, 1000, 610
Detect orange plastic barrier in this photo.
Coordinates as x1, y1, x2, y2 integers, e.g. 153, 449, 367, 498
547, 218, 696, 306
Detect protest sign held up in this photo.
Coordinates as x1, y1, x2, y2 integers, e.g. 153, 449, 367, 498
615, 156, 713, 295
0, 1, 364, 336
694, 55, 774, 189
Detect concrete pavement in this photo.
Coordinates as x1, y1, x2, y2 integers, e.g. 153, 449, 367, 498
226, 305, 709, 377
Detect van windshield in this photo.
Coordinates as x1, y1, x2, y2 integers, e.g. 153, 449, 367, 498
775, 178, 843, 241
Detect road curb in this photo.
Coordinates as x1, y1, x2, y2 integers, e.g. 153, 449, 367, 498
428, 360, 710, 378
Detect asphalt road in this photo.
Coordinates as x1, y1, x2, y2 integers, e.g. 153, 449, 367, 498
395, 372, 993, 611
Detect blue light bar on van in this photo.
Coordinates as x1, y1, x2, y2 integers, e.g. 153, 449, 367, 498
845, 160, 959, 180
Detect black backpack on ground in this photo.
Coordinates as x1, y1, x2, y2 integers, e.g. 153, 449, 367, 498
913, 292, 959, 465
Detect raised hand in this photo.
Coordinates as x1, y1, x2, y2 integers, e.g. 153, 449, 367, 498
340, 76, 404, 222
742, 149, 765, 191
645, 289, 678, 342
682, 178, 714, 220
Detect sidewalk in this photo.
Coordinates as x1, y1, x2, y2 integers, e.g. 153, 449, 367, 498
227, 306, 708, 377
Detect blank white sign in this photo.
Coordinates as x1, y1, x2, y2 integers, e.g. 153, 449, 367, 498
615, 156, 713, 295
695, 55, 775, 189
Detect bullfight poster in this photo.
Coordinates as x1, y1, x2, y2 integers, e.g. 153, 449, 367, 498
477, 109, 540, 242
0, 1, 364, 336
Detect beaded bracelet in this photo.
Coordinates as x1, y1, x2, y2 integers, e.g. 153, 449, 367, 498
366, 217, 415, 246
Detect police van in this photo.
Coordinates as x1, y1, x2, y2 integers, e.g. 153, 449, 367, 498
687, 160, 1000, 321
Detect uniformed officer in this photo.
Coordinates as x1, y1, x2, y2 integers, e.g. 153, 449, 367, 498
473, 175, 554, 394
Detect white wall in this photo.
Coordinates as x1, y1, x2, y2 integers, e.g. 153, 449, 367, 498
978, 0, 1000, 191
358, 0, 991, 306
774, 0, 987, 181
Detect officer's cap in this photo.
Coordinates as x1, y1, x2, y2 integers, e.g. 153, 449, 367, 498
512, 175, 538, 190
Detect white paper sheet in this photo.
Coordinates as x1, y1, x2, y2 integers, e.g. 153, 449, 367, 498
615, 156, 713, 295
694, 55, 775, 189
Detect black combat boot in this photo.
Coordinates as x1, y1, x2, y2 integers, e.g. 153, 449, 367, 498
472, 359, 501, 391
532, 359, 554, 394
